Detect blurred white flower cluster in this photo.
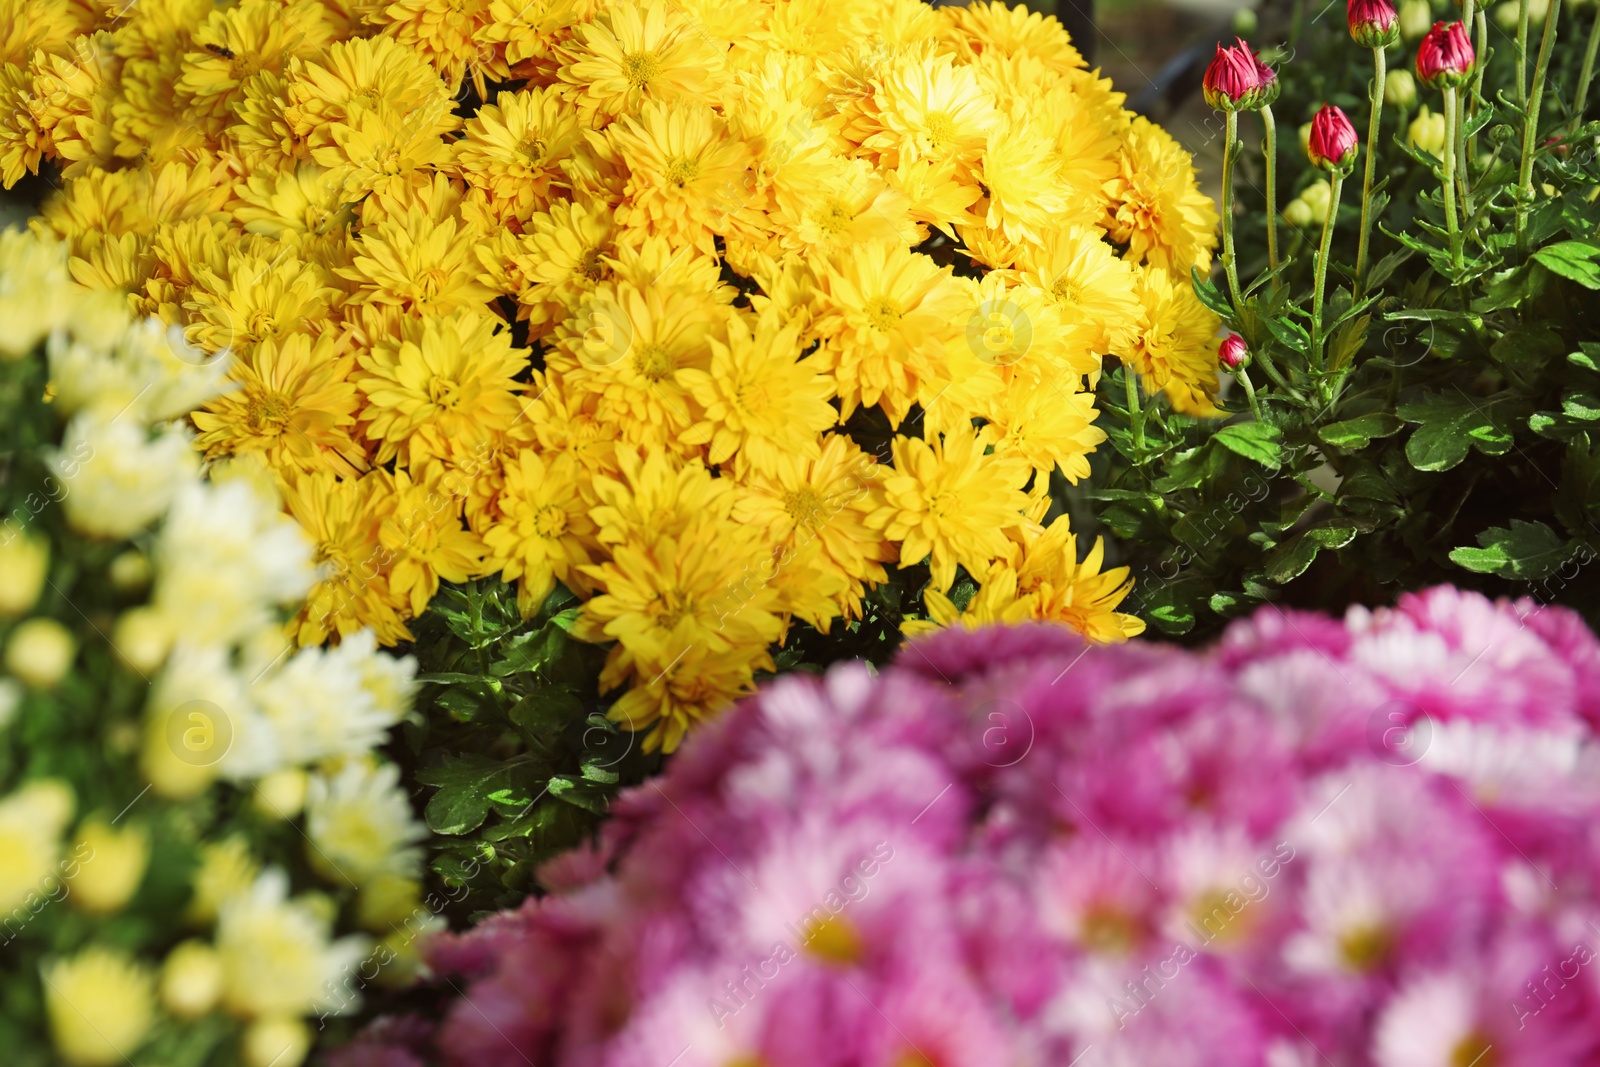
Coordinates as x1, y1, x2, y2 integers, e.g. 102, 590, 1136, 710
0, 229, 434, 1067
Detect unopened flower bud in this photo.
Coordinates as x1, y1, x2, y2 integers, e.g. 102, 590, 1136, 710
1307, 104, 1360, 172
1384, 69, 1418, 108
1417, 21, 1475, 88
1204, 39, 1264, 111
1399, 0, 1433, 39
1408, 105, 1447, 156
1301, 179, 1334, 218
1283, 198, 1316, 227
241, 1017, 311, 1067
253, 768, 308, 820
7, 618, 76, 688
1348, 0, 1402, 47
160, 941, 222, 1019
0, 534, 49, 616
1219, 333, 1251, 371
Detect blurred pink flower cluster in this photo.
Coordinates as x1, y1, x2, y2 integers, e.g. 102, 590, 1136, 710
339, 587, 1600, 1067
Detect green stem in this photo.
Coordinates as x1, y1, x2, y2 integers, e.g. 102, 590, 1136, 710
1355, 46, 1385, 297
1471, 11, 1488, 154
1220, 109, 1244, 311
1443, 86, 1464, 270
1518, 0, 1531, 107
1124, 365, 1146, 456
1573, 0, 1600, 131
1309, 169, 1344, 377
1236, 365, 1264, 423
1516, 0, 1562, 255
1263, 104, 1280, 282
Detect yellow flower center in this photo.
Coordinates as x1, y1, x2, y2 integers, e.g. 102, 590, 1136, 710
419, 268, 451, 300
1050, 277, 1082, 306
533, 504, 567, 539
864, 296, 901, 332
622, 50, 662, 88
519, 134, 546, 164
1450, 1034, 1496, 1067
924, 110, 957, 147
814, 199, 853, 236
632, 343, 674, 382
735, 382, 770, 415
655, 592, 693, 631
1078, 904, 1143, 956
1337, 923, 1393, 972
579, 245, 611, 281
663, 156, 699, 187
801, 914, 862, 964
427, 376, 462, 409
246, 311, 278, 341
926, 489, 958, 519
783, 486, 828, 530
246, 392, 292, 434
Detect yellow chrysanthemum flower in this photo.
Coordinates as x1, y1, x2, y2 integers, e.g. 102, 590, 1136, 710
42, 947, 156, 1067
607, 99, 758, 253
868, 427, 1030, 592
192, 331, 368, 477
282, 469, 412, 647
811, 239, 970, 425
381, 465, 492, 617
355, 307, 531, 466
336, 212, 496, 315
1012, 516, 1145, 642
679, 308, 838, 476
1105, 115, 1219, 276
557, 0, 723, 122
365, 0, 495, 94
482, 448, 597, 615
901, 563, 1036, 637
451, 86, 581, 223
1120, 263, 1223, 417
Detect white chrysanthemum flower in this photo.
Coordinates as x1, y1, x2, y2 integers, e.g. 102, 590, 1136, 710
150, 480, 316, 650
305, 760, 426, 884
328, 629, 418, 729
51, 415, 199, 539
252, 642, 395, 765
143, 643, 278, 792
216, 868, 370, 1019
48, 319, 234, 424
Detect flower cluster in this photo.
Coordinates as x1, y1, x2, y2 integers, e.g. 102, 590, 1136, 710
1, 0, 1221, 751
0, 229, 430, 1067
343, 586, 1600, 1066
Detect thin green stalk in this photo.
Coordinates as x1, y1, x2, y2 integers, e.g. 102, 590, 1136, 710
1516, 0, 1562, 254
1355, 46, 1385, 296
1124, 366, 1145, 456
1518, 0, 1531, 106
1470, 11, 1488, 158
1263, 104, 1280, 281
1220, 110, 1244, 310
1235, 365, 1264, 423
1573, 0, 1600, 131
1309, 170, 1345, 377
1443, 86, 1464, 270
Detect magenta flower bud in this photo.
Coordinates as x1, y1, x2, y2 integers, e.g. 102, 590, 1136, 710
1248, 41, 1281, 107
1347, 0, 1401, 48
1307, 104, 1359, 173
1218, 333, 1250, 371
1416, 21, 1474, 88
1203, 40, 1263, 112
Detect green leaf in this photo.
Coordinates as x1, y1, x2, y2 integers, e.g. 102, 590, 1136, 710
545, 774, 613, 816
1531, 240, 1600, 289
1264, 530, 1321, 583
508, 686, 585, 748
1326, 314, 1370, 374
1448, 520, 1568, 579
418, 754, 519, 835
1260, 314, 1311, 355
1396, 392, 1520, 472
1564, 392, 1600, 421
1190, 266, 1233, 318
1212, 421, 1283, 468
1366, 247, 1413, 290
1319, 412, 1404, 451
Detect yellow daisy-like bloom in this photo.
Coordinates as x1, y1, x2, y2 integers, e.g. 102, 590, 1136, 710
1013, 516, 1145, 642
859, 47, 999, 170
901, 563, 1036, 637
605, 640, 767, 754
309, 100, 457, 203
366, 0, 495, 95
1105, 115, 1219, 276
451, 86, 581, 223
282, 469, 412, 647
192, 331, 368, 478
558, 0, 723, 122
355, 307, 531, 466
811, 239, 970, 425
607, 100, 758, 254
979, 372, 1104, 482
679, 308, 838, 476
733, 434, 893, 625
1120, 263, 1223, 417
483, 448, 597, 614
1010, 223, 1142, 361
514, 200, 618, 337
336, 212, 497, 316
868, 427, 1030, 592
183, 249, 338, 356
176, 0, 333, 123
939, 0, 1085, 73
551, 281, 719, 451
232, 164, 358, 259
587, 447, 736, 547
380, 465, 491, 618
286, 35, 457, 152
